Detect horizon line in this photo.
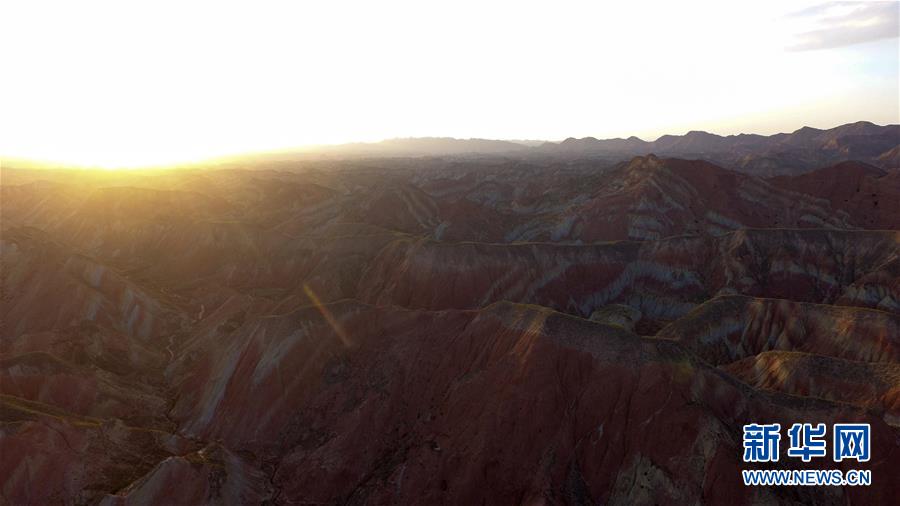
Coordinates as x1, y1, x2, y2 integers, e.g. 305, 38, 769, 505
2, 119, 896, 171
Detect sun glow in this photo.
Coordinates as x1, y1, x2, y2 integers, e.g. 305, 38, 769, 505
2, 0, 897, 169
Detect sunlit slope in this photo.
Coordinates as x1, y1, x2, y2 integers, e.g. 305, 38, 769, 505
2, 156, 899, 503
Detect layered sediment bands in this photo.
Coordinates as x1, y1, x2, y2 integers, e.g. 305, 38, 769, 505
713, 229, 900, 310
171, 301, 899, 505
61, 186, 235, 232
0, 395, 197, 505
568, 156, 857, 242
348, 182, 442, 235
99, 444, 273, 505
2, 156, 899, 503
771, 161, 900, 230
44, 187, 238, 264
82, 221, 405, 300
0, 321, 162, 364
723, 351, 900, 423
9, 155, 896, 249
0, 229, 186, 340
836, 254, 900, 312
658, 295, 900, 365
0, 181, 84, 230
0, 351, 169, 425
358, 229, 900, 319
356, 237, 707, 321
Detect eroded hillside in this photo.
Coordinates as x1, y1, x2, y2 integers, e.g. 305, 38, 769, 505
2, 155, 899, 504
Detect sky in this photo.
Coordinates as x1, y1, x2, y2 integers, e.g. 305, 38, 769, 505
1, 0, 898, 167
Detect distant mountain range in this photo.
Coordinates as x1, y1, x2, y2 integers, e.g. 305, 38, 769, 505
307, 121, 899, 176
538, 120, 900, 175
4, 121, 898, 176
317, 137, 531, 156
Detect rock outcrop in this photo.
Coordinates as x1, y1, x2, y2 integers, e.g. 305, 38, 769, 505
2, 154, 898, 503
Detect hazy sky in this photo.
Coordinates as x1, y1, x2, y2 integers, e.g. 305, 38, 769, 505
2, 0, 898, 167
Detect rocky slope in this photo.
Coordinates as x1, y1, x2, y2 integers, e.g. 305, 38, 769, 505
1, 153, 899, 504
536, 121, 900, 176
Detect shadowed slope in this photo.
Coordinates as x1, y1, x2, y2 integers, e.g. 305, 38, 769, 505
165, 300, 899, 505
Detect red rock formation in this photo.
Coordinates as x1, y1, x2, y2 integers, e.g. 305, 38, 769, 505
357, 229, 900, 318
657, 295, 900, 365
723, 351, 900, 423
169, 301, 900, 504
0, 397, 197, 505
1, 228, 185, 341
99, 444, 272, 505
771, 161, 900, 230
1, 156, 899, 504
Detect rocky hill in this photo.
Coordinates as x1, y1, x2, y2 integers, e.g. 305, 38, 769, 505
2, 152, 899, 504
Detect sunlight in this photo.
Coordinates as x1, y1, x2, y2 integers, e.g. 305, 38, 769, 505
2, 0, 896, 168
